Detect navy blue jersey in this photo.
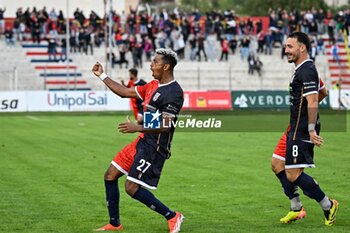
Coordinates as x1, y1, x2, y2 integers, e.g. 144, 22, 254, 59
289, 59, 320, 141
136, 80, 184, 158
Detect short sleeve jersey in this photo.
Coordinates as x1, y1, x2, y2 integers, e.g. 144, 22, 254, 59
136, 80, 184, 158
289, 59, 320, 141
127, 79, 147, 114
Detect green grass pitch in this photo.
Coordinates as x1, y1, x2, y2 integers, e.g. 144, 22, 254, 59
0, 111, 349, 233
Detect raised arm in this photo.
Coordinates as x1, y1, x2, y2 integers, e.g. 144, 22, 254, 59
91, 62, 139, 99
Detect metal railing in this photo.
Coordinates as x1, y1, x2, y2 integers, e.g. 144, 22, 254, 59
0, 66, 18, 91
42, 66, 78, 90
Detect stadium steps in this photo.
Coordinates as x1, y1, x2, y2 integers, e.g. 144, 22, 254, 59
1, 37, 333, 92
21, 41, 91, 90
48, 88, 92, 91
0, 41, 42, 90
74, 44, 300, 91
325, 39, 350, 89
39, 73, 82, 77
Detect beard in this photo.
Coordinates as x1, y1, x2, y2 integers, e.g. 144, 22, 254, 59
287, 52, 299, 63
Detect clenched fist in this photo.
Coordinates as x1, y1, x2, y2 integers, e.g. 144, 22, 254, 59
92, 62, 104, 77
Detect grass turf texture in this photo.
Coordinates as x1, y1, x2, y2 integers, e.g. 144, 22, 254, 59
0, 111, 349, 233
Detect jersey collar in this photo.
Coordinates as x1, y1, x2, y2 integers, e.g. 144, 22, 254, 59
134, 78, 141, 84
294, 59, 313, 71
158, 79, 176, 87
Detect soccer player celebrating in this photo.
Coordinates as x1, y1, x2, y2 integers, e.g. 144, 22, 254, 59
273, 32, 338, 226
272, 78, 327, 223
121, 68, 146, 124
92, 49, 184, 232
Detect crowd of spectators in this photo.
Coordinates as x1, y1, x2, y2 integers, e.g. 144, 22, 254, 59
1, 5, 350, 73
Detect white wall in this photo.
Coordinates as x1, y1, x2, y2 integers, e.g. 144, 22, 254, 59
0, 0, 127, 18
324, 0, 349, 7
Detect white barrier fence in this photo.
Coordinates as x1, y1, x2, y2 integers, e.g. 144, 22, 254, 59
0, 91, 130, 112
329, 90, 350, 110
1, 90, 349, 112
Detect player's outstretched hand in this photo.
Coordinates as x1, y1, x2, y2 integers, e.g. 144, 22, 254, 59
92, 62, 103, 77
309, 131, 324, 147
118, 116, 139, 134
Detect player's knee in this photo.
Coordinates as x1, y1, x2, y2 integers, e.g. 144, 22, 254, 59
104, 173, 112, 180
125, 180, 139, 197
271, 162, 278, 173
285, 171, 299, 183
271, 158, 284, 174
104, 170, 117, 181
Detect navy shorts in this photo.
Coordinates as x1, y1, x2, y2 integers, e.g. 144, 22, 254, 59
285, 137, 315, 169
126, 138, 166, 190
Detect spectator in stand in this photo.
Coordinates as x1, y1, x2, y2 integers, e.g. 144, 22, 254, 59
230, 36, 238, 54
197, 32, 208, 61
143, 36, 154, 61
254, 56, 263, 77
214, 15, 223, 40
281, 41, 287, 60
57, 10, 65, 33
127, 6, 136, 35
181, 18, 190, 43
206, 31, 217, 61
131, 35, 143, 68
248, 52, 255, 75
256, 19, 263, 34
220, 38, 229, 61
114, 42, 129, 69
264, 30, 273, 55
175, 33, 185, 60
114, 30, 122, 46
170, 27, 180, 52
139, 12, 148, 36
38, 10, 48, 36
47, 36, 57, 61
120, 10, 126, 32
49, 8, 58, 23
31, 19, 41, 44
89, 11, 101, 32
85, 30, 93, 55
156, 29, 167, 48
239, 36, 250, 61
78, 28, 86, 54
310, 41, 317, 62
331, 40, 340, 64
12, 19, 20, 41
316, 9, 326, 35
328, 18, 335, 44
74, 8, 85, 27
60, 38, 67, 62
257, 30, 265, 53
0, 7, 6, 36
188, 33, 197, 61
317, 36, 325, 55
70, 32, 77, 53
309, 21, 318, 37
48, 20, 58, 39
4, 26, 15, 46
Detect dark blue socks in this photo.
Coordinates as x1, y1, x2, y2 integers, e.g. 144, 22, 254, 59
104, 180, 120, 226
276, 170, 299, 200
294, 172, 326, 202
132, 187, 176, 220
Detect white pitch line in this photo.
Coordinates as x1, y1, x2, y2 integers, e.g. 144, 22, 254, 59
25, 115, 49, 122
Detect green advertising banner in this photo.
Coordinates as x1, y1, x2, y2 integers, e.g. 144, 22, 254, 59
231, 91, 330, 109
